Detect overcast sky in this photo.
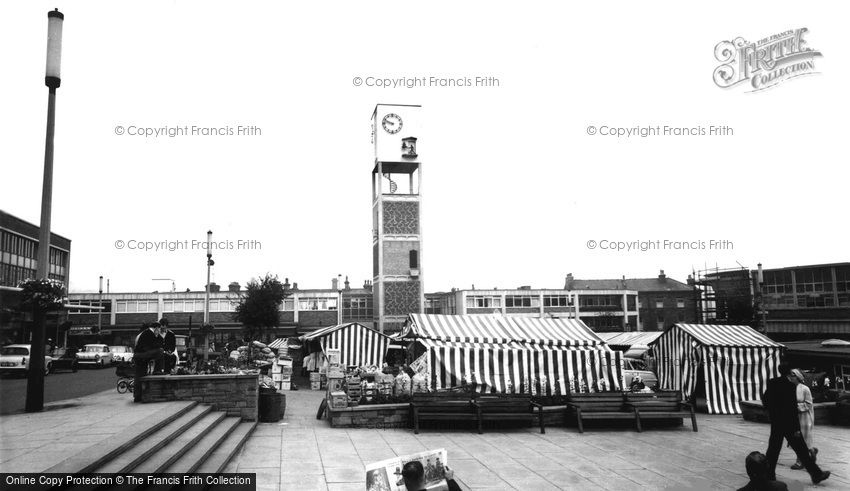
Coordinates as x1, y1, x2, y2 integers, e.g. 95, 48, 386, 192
2, 1, 847, 294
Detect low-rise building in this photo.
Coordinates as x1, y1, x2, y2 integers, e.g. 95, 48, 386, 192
565, 270, 699, 331
425, 286, 640, 332
0, 210, 72, 344
65, 277, 374, 347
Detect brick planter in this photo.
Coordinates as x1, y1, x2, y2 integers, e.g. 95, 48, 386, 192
741, 399, 835, 425
328, 403, 410, 428
139, 374, 259, 421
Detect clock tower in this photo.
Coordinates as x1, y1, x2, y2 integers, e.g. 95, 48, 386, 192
371, 104, 424, 333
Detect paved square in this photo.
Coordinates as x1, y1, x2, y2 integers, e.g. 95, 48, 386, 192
232, 389, 850, 490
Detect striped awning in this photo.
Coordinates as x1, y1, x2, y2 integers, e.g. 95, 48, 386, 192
419, 337, 623, 395
671, 323, 782, 347
403, 315, 621, 395
596, 331, 662, 349
300, 322, 390, 368
650, 323, 783, 414
268, 338, 288, 349
404, 314, 603, 347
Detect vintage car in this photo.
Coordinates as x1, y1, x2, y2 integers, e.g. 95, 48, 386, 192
50, 347, 79, 373
76, 344, 113, 366
0, 344, 54, 376
623, 357, 658, 388
109, 346, 134, 364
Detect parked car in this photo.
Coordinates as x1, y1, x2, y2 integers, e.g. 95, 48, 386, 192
623, 357, 658, 388
109, 346, 134, 363
50, 347, 79, 373
0, 344, 54, 376
76, 344, 113, 366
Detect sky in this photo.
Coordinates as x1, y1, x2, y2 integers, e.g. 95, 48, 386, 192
1, 1, 848, 294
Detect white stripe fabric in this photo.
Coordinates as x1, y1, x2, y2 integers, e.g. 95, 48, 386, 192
649, 323, 782, 414
408, 314, 603, 347
302, 322, 390, 368
418, 337, 623, 395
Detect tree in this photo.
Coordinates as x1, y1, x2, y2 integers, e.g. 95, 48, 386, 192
232, 274, 289, 344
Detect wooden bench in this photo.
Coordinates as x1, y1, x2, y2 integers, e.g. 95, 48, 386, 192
472, 394, 545, 434
410, 391, 476, 434
624, 391, 698, 432
565, 392, 638, 433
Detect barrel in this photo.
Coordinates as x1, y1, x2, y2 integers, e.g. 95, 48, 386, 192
258, 387, 281, 422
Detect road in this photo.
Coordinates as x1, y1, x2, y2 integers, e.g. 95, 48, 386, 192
0, 364, 120, 415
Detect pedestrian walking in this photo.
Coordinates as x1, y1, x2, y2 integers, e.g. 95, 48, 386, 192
789, 368, 816, 470
761, 364, 829, 484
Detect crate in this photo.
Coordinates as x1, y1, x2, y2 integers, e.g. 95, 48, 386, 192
329, 391, 348, 409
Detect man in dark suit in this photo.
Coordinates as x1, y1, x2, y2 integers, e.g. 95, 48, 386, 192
133, 322, 163, 402
158, 318, 177, 374
762, 364, 830, 484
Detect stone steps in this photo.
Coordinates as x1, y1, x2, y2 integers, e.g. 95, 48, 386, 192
45, 400, 255, 479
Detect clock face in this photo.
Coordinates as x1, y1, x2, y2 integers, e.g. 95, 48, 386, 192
381, 113, 403, 134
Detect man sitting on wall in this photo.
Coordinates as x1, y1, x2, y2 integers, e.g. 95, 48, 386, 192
157, 317, 176, 374
133, 322, 163, 403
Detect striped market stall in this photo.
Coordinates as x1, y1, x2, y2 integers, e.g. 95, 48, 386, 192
649, 323, 784, 414
398, 314, 624, 395
300, 322, 390, 368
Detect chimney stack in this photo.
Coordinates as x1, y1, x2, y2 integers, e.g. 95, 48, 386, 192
208, 282, 221, 293
228, 282, 240, 292
332, 277, 339, 291
283, 277, 291, 290
344, 276, 350, 290
564, 273, 574, 290
658, 270, 667, 282
292, 282, 298, 290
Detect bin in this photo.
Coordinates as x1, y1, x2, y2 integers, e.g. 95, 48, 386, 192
259, 387, 282, 422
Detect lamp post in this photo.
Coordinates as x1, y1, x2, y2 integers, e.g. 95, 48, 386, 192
337, 274, 343, 325
26, 9, 64, 413
98, 275, 103, 335
204, 230, 213, 361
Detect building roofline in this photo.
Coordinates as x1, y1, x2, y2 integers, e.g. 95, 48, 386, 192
0, 209, 72, 244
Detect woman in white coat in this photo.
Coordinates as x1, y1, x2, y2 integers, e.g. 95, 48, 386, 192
791, 368, 816, 470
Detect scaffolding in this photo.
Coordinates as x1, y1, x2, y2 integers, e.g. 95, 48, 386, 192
692, 266, 756, 326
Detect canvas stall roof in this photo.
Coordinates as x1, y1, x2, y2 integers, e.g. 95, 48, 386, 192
404, 314, 604, 347
268, 338, 288, 349
300, 322, 390, 367
419, 337, 623, 395
655, 323, 782, 348
596, 331, 662, 348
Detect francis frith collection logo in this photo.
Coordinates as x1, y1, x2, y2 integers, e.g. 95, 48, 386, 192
713, 28, 822, 92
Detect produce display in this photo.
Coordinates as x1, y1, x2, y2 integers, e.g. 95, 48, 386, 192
230, 340, 277, 367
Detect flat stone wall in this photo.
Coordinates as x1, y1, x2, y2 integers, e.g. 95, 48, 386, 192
140, 374, 259, 421
741, 399, 835, 425
328, 403, 410, 428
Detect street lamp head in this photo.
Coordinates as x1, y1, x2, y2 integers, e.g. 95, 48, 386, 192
45, 9, 64, 88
